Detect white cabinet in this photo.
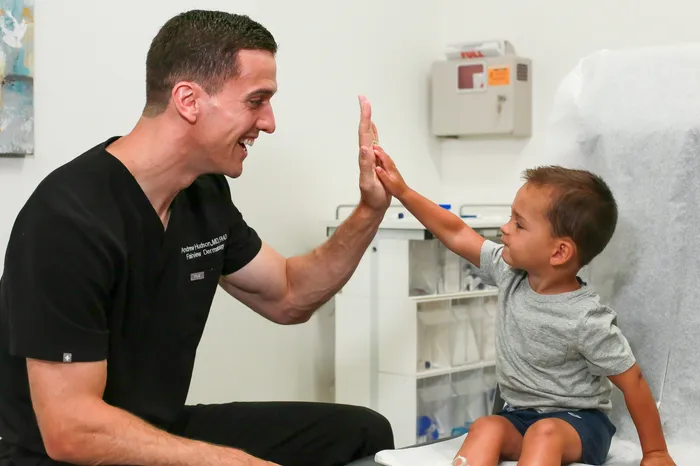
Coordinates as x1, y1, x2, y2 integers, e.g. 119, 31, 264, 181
328, 207, 507, 448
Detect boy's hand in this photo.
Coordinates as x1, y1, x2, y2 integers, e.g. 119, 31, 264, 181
641, 451, 676, 466
373, 145, 409, 199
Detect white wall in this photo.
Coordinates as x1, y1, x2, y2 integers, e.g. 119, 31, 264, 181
0, 0, 442, 404
438, 0, 700, 206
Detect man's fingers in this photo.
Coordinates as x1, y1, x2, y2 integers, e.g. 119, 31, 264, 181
358, 95, 371, 133
359, 146, 374, 173
371, 122, 379, 143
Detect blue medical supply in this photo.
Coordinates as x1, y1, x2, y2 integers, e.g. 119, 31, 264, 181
451, 421, 473, 437
417, 416, 439, 440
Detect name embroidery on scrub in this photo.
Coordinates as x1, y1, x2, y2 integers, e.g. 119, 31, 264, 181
180, 234, 228, 260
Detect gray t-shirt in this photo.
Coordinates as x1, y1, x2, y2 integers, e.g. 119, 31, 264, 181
480, 240, 636, 414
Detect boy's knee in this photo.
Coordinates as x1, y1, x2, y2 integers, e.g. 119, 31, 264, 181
469, 416, 508, 436
525, 419, 561, 439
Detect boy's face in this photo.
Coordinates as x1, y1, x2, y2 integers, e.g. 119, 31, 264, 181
499, 183, 573, 270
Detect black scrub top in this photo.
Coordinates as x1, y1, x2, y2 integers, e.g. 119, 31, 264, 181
0, 136, 262, 463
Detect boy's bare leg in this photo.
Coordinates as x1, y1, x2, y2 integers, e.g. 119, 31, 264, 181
518, 419, 583, 466
453, 416, 524, 466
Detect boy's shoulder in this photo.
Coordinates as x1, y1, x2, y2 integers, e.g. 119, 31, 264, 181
516, 274, 618, 326
559, 284, 628, 336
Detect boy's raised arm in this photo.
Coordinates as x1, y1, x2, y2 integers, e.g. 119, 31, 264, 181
374, 145, 485, 266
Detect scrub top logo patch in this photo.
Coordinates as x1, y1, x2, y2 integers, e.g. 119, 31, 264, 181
181, 234, 228, 260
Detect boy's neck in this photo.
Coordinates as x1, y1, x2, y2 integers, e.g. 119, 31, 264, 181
526, 270, 582, 295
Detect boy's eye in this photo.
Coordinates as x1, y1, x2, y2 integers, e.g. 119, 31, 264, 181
515, 222, 523, 229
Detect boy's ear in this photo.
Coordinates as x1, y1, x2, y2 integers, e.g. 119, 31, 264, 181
550, 238, 577, 267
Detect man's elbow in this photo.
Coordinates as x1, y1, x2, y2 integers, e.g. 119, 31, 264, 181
274, 299, 325, 325
39, 411, 97, 464
265, 292, 325, 325
42, 427, 85, 464
276, 308, 313, 325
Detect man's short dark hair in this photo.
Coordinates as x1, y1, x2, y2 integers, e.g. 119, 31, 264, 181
523, 165, 618, 267
144, 10, 278, 116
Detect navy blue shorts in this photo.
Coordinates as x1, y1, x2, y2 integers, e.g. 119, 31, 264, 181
496, 407, 616, 465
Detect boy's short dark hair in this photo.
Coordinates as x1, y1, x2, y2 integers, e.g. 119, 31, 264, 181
523, 165, 618, 267
144, 10, 278, 116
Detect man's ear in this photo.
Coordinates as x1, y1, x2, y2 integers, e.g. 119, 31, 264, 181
171, 81, 204, 124
550, 237, 577, 267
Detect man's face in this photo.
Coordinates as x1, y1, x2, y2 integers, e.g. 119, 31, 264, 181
194, 49, 277, 178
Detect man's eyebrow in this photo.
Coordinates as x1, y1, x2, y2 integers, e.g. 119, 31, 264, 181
245, 88, 276, 99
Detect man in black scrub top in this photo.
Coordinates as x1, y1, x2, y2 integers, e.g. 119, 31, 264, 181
0, 10, 395, 466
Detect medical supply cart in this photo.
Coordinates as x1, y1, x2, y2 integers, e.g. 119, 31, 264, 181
328, 205, 508, 448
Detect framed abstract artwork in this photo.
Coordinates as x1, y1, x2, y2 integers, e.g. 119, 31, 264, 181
0, 0, 32, 156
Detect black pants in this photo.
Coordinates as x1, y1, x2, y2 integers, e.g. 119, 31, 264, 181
168, 401, 395, 466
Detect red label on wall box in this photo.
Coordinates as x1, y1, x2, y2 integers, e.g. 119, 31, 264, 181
460, 51, 485, 58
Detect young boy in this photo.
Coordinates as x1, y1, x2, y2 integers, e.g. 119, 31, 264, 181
371, 145, 675, 466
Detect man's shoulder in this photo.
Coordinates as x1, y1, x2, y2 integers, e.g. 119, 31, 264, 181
34, 138, 118, 198
17, 138, 123, 230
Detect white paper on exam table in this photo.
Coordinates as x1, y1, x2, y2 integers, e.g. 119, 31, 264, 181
374, 434, 646, 466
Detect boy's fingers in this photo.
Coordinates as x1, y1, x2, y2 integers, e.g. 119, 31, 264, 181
374, 149, 394, 170
374, 148, 387, 163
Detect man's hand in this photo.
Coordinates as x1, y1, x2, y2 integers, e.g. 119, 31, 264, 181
357, 96, 390, 211
27, 359, 269, 466
641, 451, 676, 466
373, 144, 409, 199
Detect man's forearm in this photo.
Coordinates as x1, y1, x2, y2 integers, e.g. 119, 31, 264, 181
284, 202, 384, 317
624, 376, 669, 455
53, 398, 260, 466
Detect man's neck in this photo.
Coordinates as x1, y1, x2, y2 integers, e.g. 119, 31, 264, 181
106, 116, 199, 226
